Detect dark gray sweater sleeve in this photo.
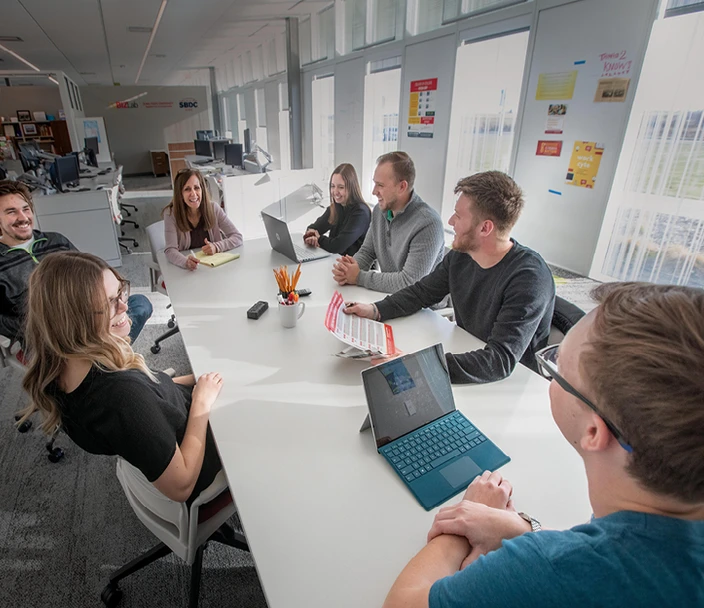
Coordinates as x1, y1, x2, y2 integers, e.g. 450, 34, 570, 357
308, 207, 332, 235
0, 314, 22, 342
375, 255, 451, 320
445, 269, 554, 384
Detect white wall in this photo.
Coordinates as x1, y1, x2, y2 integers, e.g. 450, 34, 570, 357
398, 33, 457, 212
81, 85, 211, 174
511, 0, 659, 275
334, 57, 366, 172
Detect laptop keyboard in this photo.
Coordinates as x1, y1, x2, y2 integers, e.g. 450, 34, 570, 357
380, 411, 487, 483
293, 244, 321, 263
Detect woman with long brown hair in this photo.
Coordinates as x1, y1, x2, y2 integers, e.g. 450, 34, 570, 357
20, 251, 223, 504
303, 163, 371, 256
163, 169, 243, 271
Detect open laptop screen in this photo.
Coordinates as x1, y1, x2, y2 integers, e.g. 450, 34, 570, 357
362, 344, 456, 449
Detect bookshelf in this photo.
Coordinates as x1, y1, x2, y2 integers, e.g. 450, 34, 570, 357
2, 120, 72, 156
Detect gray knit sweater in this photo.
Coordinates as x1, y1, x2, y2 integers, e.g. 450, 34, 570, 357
354, 191, 445, 293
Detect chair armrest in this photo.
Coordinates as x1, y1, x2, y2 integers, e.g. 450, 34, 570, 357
190, 470, 230, 509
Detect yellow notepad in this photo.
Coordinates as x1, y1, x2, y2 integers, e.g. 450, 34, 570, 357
194, 251, 240, 267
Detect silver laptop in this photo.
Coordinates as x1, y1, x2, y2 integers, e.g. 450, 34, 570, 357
261, 211, 331, 263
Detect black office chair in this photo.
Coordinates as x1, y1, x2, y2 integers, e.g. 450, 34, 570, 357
549, 295, 586, 344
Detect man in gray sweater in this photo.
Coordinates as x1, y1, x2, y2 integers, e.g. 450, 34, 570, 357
332, 151, 445, 293
344, 171, 555, 384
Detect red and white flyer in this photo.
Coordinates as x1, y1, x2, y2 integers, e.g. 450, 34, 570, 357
324, 291, 397, 356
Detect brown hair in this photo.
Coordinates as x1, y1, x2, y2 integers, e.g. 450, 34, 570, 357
20, 251, 155, 435
328, 163, 369, 225
454, 171, 524, 234
0, 180, 34, 210
582, 282, 704, 503
162, 169, 215, 233
376, 151, 415, 191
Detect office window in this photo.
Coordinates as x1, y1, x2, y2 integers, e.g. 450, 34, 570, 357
317, 6, 336, 61
407, 0, 444, 36
362, 58, 402, 202
441, 30, 529, 224
371, 0, 397, 43
592, 11, 704, 287
237, 93, 247, 145
312, 74, 336, 176
345, 0, 398, 52
443, 0, 528, 23
243, 52, 254, 83
276, 34, 287, 73
234, 57, 244, 87
255, 88, 267, 127
266, 39, 278, 76
300, 17, 313, 65
666, 0, 704, 17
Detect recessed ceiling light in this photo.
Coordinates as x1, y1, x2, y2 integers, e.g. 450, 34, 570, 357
0, 36, 23, 42
152, 53, 166, 58
79, 71, 96, 75
128, 26, 153, 33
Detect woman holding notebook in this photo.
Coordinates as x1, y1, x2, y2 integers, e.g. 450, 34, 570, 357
303, 163, 371, 256
163, 169, 243, 270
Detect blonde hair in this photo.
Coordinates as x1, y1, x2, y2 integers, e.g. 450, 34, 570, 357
162, 169, 215, 234
20, 251, 156, 435
583, 282, 704, 503
328, 163, 368, 225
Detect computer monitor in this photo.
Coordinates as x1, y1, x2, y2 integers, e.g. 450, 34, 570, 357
196, 130, 215, 140
194, 139, 212, 158
224, 143, 243, 168
84, 137, 99, 155
243, 128, 252, 154
54, 155, 80, 190
211, 140, 228, 161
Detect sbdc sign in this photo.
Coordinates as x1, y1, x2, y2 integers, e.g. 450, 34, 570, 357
179, 98, 199, 110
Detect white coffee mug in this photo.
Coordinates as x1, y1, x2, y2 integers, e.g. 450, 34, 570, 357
278, 300, 306, 328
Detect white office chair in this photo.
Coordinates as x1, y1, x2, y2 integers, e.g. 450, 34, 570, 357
146, 221, 179, 353
101, 456, 246, 607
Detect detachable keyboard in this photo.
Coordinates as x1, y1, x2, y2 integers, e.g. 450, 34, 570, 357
380, 411, 487, 483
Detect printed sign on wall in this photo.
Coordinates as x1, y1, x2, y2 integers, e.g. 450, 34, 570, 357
408, 78, 437, 139
565, 141, 605, 188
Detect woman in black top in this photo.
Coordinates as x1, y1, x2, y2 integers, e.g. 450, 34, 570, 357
20, 251, 223, 504
303, 163, 371, 256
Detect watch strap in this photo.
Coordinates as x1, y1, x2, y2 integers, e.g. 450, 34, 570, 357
518, 511, 542, 533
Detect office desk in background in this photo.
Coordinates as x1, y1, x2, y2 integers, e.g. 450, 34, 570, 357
34, 173, 122, 267
156, 238, 591, 608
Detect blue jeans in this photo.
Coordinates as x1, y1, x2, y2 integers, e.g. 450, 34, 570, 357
127, 294, 153, 343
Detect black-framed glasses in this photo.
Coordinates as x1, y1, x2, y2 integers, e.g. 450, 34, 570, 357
535, 344, 633, 453
108, 280, 130, 317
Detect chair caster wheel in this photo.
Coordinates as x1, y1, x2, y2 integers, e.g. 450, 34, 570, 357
18, 419, 32, 433
47, 447, 64, 463
101, 582, 123, 607
133, 242, 139, 247
167, 319, 175, 329
134, 223, 140, 229
151, 344, 161, 354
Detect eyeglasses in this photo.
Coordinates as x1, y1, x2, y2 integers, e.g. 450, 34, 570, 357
535, 344, 633, 453
108, 280, 130, 317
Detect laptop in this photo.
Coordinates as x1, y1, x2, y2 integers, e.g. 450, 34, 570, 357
361, 344, 510, 510
261, 211, 331, 263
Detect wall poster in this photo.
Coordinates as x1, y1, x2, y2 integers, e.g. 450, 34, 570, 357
408, 78, 437, 139
565, 141, 605, 188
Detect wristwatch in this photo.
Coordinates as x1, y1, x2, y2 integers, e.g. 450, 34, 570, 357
518, 512, 542, 533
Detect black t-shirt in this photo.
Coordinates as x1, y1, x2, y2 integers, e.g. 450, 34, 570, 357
189, 215, 209, 249
54, 367, 221, 503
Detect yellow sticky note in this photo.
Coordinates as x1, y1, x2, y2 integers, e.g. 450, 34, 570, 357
194, 251, 240, 267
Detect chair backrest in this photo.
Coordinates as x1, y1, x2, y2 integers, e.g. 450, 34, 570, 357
115, 458, 235, 565
549, 295, 586, 345
146, 220, 166, 266
107, 186, 123, 224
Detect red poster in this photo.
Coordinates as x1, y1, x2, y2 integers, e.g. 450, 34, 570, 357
410, 78, 438, 92
536, 140, 563, 157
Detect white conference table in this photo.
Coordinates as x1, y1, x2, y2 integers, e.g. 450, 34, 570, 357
157, 238, 591, 608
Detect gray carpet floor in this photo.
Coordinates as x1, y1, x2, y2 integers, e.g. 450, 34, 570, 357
0, 198, 600, 607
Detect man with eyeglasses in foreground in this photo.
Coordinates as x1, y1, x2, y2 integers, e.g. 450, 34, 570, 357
0, 180, 152, 348
383, 282, 704, 608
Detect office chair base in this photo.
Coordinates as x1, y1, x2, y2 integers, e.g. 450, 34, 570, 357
151, 325, 180, 354
101, 541, 207, 608
14, 414, 32, 433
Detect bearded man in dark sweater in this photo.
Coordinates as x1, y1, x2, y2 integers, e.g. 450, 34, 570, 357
344, 171, 555, 383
